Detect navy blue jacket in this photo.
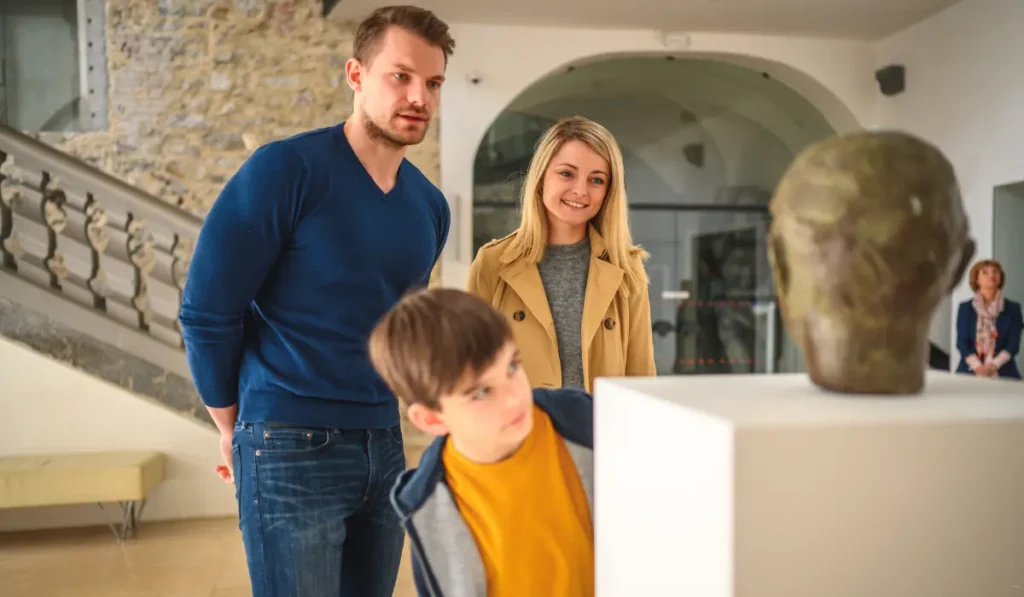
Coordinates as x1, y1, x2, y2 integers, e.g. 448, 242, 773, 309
955, 298, 1022, 379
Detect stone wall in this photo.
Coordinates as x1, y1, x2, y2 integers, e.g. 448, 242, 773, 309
50, 0, 440, 215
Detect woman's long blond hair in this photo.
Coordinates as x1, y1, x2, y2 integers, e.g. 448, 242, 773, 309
504, 116, 649, 290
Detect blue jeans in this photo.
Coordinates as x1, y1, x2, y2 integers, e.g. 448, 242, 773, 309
232, 421, 407, 597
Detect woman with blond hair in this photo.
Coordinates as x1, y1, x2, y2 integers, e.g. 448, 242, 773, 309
467, 116, 656, 392
955, 259, 1022, 379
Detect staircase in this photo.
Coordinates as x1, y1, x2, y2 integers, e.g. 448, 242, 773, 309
0, 123, 208, 425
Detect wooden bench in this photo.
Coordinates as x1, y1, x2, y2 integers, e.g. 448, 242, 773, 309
0, 451, 166, 541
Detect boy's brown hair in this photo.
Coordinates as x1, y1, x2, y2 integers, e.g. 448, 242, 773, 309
353, 5, 456, 66
369, 288, 512, 410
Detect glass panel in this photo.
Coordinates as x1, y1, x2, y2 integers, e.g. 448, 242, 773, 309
472, 204, 807, 375
473, 203, 521, 254
632, 208, 781, 375
474, 111, 555, 193
1, 0, 82, 132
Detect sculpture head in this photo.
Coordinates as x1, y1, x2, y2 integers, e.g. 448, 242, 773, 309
767, 130, 975, 394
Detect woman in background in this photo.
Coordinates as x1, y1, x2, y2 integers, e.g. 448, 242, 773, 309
955, 259, 1022, 379
467, 116, 656, 392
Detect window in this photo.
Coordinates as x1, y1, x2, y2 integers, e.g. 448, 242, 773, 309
0, 0, 106, 132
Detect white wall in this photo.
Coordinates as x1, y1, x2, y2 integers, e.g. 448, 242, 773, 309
522, 95, 730, 204
874, 0, 1024, 361
507, 57, 837, 158
439, 23, 875, 267
519, 94, 795, 203
0, 336, 236, 532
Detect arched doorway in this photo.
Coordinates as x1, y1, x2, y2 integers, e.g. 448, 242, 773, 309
471, 56, 836, 376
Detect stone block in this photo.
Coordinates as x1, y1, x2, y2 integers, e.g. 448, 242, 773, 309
234, 0, 274, 16
109, 0, 151, 28
165, 113, 209, 129
161, 138, 201, 158
210, 72, 234, 92
202, 132, 245, 151
157, 0, 216, 17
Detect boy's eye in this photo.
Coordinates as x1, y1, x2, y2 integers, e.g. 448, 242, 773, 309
508, 360, 520, 374
472, 387, 490, 400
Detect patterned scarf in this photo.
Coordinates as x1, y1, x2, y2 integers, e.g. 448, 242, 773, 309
973, 290, 1004, 362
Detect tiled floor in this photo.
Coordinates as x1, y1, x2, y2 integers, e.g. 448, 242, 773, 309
0, 517, 419, 597
0, 433, 432, 597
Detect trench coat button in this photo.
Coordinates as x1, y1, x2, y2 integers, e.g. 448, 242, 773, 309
513, 310, 526, 322
604, 317, 615, 329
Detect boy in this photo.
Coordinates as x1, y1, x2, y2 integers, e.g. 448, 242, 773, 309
368, 288, 595, 597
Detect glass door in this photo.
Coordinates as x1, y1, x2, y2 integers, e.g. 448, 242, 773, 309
473, 202, 806, 375
630, 205, 794, 375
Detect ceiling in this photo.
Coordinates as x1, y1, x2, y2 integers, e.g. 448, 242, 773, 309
505, 57, 835, 153
508, 58, 833, 134
327, 0, 961, 40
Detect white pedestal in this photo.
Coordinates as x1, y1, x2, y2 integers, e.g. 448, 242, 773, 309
594, 372, 1024, 597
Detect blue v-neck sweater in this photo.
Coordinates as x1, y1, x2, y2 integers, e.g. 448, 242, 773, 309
179, 123, 450, 429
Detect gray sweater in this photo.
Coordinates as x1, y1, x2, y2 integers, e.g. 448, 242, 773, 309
538, 238, 591, 389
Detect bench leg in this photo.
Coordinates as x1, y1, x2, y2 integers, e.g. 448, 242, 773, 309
96, 499, 147, 543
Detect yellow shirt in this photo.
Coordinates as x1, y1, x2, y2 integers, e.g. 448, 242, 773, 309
443, 405, 594, 597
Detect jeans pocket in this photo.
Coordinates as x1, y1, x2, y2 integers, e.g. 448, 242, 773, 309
260, 427, 333, 454
385, 424, 404, 446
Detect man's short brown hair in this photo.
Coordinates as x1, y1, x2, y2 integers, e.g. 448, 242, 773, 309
369, 288, 512, 409
968, 259, 1006, 291
353, 5, 455, 66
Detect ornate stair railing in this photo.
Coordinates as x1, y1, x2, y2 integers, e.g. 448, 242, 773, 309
0, 123, 200, 376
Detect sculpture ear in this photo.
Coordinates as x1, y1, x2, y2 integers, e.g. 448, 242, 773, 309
768, 233, 790, 295
949, 238, 976, 293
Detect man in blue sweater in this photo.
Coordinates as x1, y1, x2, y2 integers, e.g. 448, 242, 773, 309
178, 6, 454, 597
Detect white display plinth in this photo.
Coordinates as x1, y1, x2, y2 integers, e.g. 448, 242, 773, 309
594, 372, 1024, 597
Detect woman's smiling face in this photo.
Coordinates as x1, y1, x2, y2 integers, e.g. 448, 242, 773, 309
540, 140, 610, 238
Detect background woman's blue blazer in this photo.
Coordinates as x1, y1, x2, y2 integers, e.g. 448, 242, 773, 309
955, 298, 1023, 379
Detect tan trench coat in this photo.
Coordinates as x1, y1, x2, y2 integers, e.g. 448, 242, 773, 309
467, 226, 657, 392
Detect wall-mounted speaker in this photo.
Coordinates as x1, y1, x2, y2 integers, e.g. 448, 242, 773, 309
875, 64, 905, 97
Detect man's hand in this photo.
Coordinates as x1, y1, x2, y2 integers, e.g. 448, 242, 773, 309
216, 432, 234, 483
206, 404, 239, 484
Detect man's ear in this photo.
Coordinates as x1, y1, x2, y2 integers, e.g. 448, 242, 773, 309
407, 403, 449, 437
345, 57, 364, 92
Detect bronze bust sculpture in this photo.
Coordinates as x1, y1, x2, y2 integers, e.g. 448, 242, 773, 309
767, 131, 976, 394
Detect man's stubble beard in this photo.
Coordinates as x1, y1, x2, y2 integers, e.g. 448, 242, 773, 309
360, 106, 430, 149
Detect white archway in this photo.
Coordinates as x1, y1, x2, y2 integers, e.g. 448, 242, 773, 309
439, 25, 871, 269
491, 56, 838, 204
464, 52, 845, 374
